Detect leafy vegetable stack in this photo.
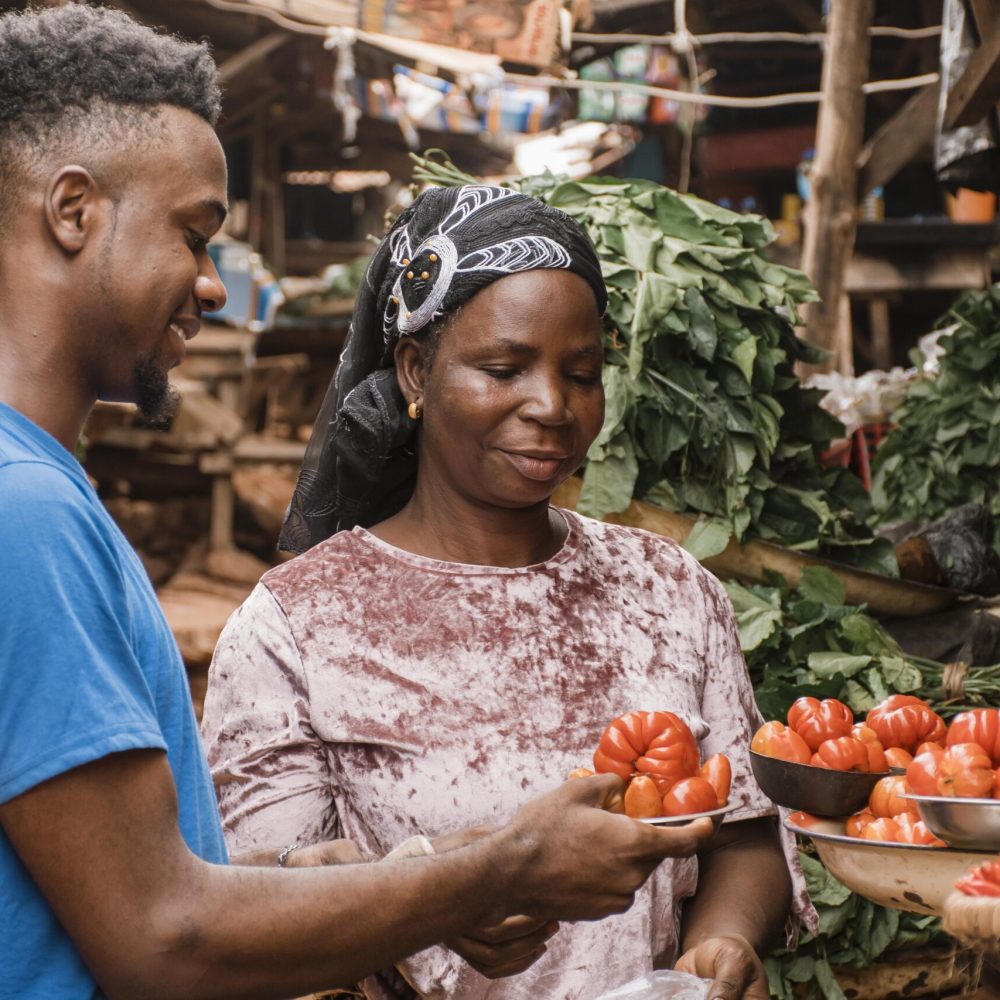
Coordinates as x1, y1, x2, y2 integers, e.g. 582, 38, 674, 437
872, 285, 1000, 551
413, 152, 893, 574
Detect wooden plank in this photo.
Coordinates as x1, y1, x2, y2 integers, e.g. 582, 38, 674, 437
799, 0, 875, 373
857, 81, 940, 195
217, 32, 290, 86
845, 248, 991, 294
944, 19, 1000, 129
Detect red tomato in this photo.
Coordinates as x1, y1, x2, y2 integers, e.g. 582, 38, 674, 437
861, 817, 901, 843
906, 748, 944, 796
865, 742, 888, 773
787, 697, 854, 752
845, 810, 876, 838
699, 753, 731, 807
624, 774, 663, 819
895, 814, 946, 847
568, 767, 595, 780
884, 747, 913, 770
947, 709, 1000, 767
812, 736, 871, 772
593, 710, 697, 782
956, 861, 1000, 897
868, 775, 918, 818
751, 721, 811, 765
661, 776, 720, 817
866, 695, 947, 753
851, 724, 882, 746
938, 743, 994, 798
916, 742, 945, 758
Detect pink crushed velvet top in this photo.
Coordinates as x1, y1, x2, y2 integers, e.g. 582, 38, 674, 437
201, 510, 813, 1000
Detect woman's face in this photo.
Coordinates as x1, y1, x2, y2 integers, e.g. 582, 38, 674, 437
406, 268, 606, 510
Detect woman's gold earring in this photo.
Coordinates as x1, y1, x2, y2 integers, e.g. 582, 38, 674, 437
407, 401, 422, 421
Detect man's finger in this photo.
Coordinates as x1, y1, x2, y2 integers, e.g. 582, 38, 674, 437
640, 817, 715, 859
469, 916, 555, 943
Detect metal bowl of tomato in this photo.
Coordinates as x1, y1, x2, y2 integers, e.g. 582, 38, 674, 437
905, 795, 1000, 851
750, 750, 889, 818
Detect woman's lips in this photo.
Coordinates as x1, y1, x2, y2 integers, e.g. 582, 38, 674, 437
500, 450, 570, 482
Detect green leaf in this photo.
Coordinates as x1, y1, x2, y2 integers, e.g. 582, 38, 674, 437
683, 518, 732, 561
808, 652, 873, 679
798, 566, 846, 606
578, 434, 638, 517
735, 606, 784, 651
880, 656, 924, 693
682, 286, 718, 360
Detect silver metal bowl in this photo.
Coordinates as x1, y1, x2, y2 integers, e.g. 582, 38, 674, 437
906, 794, 1000, 851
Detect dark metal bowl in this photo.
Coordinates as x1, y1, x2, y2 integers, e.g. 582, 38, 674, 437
750, 750, 888, 818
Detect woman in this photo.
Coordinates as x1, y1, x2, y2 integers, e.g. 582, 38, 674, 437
202, 185, 812, 1000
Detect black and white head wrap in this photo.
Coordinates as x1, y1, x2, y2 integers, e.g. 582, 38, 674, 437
279, 184, 607, 554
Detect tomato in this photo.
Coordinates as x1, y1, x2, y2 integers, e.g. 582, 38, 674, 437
916, 742, 944, 758
861, 817, 901, 842
661, 776, 720, 817
751, 721, 811, 765
956, 861, 1000, 897
568, 767, 595, 780
812, 736, 871, 772
938, 743, 994, 798
845, 810, 876, 837
866, 695, 946, 753
787, 697, 854, 752
624, 774, 663, 819
864, 742, 888, 773
895, 814, 946, 847
593, 710, 697, 782
884, 748, 913, 770
699, 753, 731, 807
947, 709, 1000, 767
851, 724, 882, 746
906, 748, 944, 796
868, 775, 918, 818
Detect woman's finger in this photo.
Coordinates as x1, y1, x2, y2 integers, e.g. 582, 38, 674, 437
468, 916, 556, 943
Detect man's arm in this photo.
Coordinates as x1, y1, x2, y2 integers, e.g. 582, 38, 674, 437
675, 817, 792, 1000
1, 750, 713, 1000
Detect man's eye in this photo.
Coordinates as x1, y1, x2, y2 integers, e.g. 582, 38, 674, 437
188, 232, 209, 252
483, 367, 519, 380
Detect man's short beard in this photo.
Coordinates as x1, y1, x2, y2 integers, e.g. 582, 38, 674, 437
134, 354, 179, 428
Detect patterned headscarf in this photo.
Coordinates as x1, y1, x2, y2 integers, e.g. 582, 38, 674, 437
279, 184, 607, 554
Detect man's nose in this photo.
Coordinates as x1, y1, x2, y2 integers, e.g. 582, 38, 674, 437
195, 254, 227, 314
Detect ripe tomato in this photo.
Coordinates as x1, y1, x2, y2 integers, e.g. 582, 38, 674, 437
866, 695, 946, 753
868, 775, 918, 818
865, 742, 888, 773
906, 748, 944, 795
624, 774, 663, 819
787, 697, 854, 752
812, 736, 871, 772
884, 748, 913, 770
845, 810, 876, 838
947, 709, 1000, 767
568, 767, 595, 780
593, 710, 697, 782
751, 721, 811, 765
861, 817, 901, 843
699, 753, 731, 807
851, 724, 882, 746
895, 814, 945, 847
956, 861, 1000, 897
661, 776, 720, 817
938, 743, 994, 798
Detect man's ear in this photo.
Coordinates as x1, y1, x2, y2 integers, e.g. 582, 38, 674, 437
394, 335, 427, 411
43, 165, 103, 253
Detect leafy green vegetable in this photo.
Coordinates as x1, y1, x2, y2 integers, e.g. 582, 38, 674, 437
411, 152, 895, 574
872, 285, 1000, 550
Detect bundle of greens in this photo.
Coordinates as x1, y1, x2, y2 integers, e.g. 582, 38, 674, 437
872, 285, 1000, 550
412, 153, 894, 575
765, 853, 944, 1000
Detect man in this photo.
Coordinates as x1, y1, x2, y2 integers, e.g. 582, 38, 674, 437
0, 6, 715, 998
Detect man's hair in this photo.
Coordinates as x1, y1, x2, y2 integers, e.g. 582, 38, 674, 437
0, 3, 222, 230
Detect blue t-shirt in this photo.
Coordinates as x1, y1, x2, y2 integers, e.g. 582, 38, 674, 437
0, 402, 228, 999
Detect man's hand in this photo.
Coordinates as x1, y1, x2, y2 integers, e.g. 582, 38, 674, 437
674, 934, 769, 1000
445, 916, 559, 979
505, 773, 715, 922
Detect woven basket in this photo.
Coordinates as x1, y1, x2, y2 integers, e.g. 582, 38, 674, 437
943, 891, 1000, 952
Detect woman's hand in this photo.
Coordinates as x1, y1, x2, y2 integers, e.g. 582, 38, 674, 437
674, 934, 769, 1000
282, 839, 372, 867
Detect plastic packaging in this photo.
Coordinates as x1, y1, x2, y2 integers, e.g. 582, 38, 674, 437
594, 970, 712, 1000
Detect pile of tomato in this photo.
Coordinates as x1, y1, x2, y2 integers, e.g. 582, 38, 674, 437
955, 858, 1000, 897
570, 710, 731, 820
751, 694, 947, 773
844, 775, 945, 846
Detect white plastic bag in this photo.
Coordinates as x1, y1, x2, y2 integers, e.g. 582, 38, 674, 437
594, 969, 712, 1000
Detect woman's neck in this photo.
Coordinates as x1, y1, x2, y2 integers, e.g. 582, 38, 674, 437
368, 481, 568, 568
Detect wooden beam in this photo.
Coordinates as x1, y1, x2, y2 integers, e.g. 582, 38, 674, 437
944, 18, 1000, 129
857, 80, 940, 195
218, 32, 291, 87
800, 0, 874, 374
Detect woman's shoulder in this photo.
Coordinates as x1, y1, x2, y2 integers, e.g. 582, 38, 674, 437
258, 529, 370, 605
561, 508, 719, 586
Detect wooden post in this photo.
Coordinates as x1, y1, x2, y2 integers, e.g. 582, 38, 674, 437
800, 0, 875, 374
